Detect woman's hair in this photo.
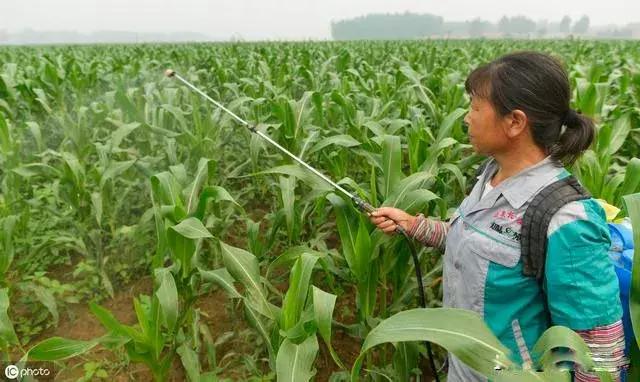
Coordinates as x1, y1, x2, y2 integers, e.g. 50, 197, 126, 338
464, 51, 594, 165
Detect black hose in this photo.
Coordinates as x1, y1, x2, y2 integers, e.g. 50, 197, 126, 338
402, 231, 441, 382
353, 196, 441, 381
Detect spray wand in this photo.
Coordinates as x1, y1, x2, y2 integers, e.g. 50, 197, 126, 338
165, 69, 441, 382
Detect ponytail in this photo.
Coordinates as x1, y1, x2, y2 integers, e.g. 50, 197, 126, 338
550, 109, 595, 166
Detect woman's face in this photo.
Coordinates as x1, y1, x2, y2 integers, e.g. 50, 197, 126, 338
464, 96, 510, 155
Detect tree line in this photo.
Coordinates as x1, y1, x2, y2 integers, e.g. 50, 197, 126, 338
331, 13, 635, 40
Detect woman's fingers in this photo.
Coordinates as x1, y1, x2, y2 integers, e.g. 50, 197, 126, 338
369, 207, 414, 234
378, 219, 395, 230
370, 217, 397, 235
370, 216, 389, 224
371, 207, 399, 219
382, 222, 397, 234
369, 207, 404, 235
370, 215, 395, 227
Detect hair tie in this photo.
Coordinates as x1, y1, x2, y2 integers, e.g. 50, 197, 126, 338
559, 124, 567, 137
563, 109, 581, 127
559, 109, 580, 138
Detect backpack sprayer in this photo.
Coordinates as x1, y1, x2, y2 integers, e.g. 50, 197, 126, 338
165, 69, 441, 381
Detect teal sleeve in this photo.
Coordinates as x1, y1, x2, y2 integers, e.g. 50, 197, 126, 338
544, 200, 622, 330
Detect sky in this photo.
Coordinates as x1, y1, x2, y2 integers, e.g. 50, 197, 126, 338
1, 0, 638, 40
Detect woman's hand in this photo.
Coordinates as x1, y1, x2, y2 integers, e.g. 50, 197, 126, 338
368, 207, 416, 235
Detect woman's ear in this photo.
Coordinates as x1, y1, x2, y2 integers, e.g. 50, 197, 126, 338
504, 109, 528, 138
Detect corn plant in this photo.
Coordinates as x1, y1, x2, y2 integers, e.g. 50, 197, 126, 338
351, 308, 611, 382
23, 158, 241, 380
210, 241, 343, 381
573, 112, 640, 210
0, 288, 19, 360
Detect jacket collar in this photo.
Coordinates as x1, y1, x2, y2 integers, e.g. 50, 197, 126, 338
469, 156, 563, 212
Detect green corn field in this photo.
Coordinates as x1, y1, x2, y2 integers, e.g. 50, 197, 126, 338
0, 40, 639, 381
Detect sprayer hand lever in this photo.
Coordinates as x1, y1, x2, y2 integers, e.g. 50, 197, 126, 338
352, 196, 407, 235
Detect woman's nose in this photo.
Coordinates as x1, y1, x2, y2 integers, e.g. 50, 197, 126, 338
463, 112, 471, 126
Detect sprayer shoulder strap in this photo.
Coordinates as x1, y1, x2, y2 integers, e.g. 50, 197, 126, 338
520, 175, 591, 282
469, 160, 591, 282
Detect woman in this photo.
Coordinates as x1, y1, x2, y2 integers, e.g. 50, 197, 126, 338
369, 52, 627, 381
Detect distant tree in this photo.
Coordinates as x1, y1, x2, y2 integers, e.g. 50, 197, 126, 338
498, 16, 511, 35
331, 12, 444, 40
572, 15, 590, 34
468, 18, 491, 37
510, 16, 537, 35
536, 20, 549, 37
497, 16, 536, 36
559, 16, 572, 34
